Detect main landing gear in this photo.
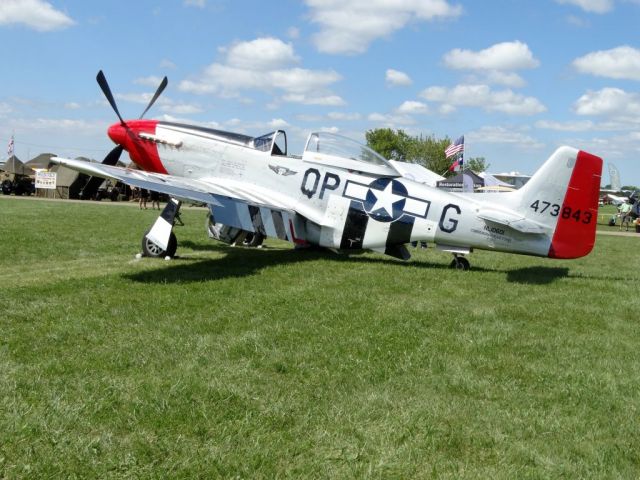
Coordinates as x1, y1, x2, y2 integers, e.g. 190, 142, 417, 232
141, 198, 181, 258
142, 229, 177, 258
449, 253, 470, 271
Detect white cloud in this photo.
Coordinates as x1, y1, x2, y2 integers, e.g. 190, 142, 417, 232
396, 100, 429, 114
555, 0, 614, 13
305, 0, 462, 55
269, 118, 290, 129
115, 90, 202, 116
386, 69, 412, 87
134, 76, 164, 87
12, 117, 103, 134
319, 126, 340, 134
287, 26, 300, 39
443, 41, 539, 71
184, 0, 206, 7
160, 59, 177, 70
442, 41, 538, 87
179, 37, 344, 106
420, 84, 546, 115
0, 0, 75, 31
116, 92, 162, 105
484, 71, 526, 88
535, 118, 640, 132
574, 88, 640, 116
367, 112, 416, 126
565, 14, 591, 26
327, 112, 362, 121
281, 93, 345, 106
535, 120, 596, 131
160, 114, 221, 129
468, 126, 544, 148
0, 102, 12, 116
224, 37, 299, 71
160, 103, 203, 115
572, 46, 640, 81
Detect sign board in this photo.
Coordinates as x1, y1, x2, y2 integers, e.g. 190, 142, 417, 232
35, 171, 57, 189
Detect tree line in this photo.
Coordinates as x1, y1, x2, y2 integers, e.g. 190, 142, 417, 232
365, 128, 486, 176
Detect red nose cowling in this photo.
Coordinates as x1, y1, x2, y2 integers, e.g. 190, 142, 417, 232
107, 119, 167, 174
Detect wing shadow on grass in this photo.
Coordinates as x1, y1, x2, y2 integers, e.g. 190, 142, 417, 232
124, 243, 575, 285
123, 245, 452, 284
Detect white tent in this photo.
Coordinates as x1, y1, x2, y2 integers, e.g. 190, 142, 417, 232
389, 160, 445, 187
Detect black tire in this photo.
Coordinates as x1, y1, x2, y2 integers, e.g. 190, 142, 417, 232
141, 230, 177, 258
247, 232, 265, 247
449, 257, 470, 270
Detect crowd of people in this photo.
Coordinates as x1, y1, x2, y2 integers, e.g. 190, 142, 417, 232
134, 188, 161, 210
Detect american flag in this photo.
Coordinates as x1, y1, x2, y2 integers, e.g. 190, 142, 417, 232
445, 135, 464, 158
7, 135, 14, 157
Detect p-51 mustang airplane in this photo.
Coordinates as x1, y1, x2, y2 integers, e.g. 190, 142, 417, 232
52, 72, 603, 270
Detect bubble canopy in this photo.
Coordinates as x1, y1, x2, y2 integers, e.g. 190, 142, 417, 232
302, 132, 400, 176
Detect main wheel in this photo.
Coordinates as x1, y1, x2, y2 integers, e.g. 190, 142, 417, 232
449, 257, 470, 270
247, 232, 265, 247
141, 230, 177, 258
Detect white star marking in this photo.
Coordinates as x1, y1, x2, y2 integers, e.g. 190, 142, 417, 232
370, 181, 404, 217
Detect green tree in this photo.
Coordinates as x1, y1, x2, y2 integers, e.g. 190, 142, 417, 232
365, 128, 454, 175
364, 128, 412, 161
466, 156, 488, 173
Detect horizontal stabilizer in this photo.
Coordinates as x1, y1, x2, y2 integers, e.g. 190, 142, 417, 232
477, 208, 547, 234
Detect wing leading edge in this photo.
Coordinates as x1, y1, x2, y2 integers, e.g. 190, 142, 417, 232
50, 157, 309, 241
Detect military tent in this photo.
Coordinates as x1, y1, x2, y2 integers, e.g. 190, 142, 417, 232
25, 153, 56, 170
436, 170, 485, 191
1, 155, 34, 175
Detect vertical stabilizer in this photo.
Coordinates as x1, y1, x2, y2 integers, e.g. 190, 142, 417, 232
514, 147, 602, 259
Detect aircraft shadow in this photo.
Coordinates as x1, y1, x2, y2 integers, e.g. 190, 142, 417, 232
123, 244, 606, 286
123, 245, 450, 284
505, 266, 569, 285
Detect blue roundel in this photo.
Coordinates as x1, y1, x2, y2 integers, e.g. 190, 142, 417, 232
363, 178, 408, 222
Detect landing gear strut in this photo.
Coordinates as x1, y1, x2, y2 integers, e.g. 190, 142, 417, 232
449, 254, 470, 270
141, 198, 181, 258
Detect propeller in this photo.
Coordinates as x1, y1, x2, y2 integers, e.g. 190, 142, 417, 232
139, 76, 167, 120
96, 70, 168, 128
96, 70, 125, 126
80, 71, 168, 199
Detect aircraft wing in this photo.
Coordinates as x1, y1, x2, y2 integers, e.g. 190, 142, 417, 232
53, 157, 225, 206
51, 157, 324, 226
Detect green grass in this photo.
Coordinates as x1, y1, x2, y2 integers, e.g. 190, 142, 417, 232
1, 197, 639, 479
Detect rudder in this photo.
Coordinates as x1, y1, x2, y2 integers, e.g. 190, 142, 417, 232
548, 150, 602, 258
514, 147, 603, 259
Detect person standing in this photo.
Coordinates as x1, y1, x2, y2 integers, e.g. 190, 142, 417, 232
618, 199, 632, 231
139, 188, 149, 209
150, 190, 160, 210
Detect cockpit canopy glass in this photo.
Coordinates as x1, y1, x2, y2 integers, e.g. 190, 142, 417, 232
253, 132, 275, 152
304, 132, 389, 167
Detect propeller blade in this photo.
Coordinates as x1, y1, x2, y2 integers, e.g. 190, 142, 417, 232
139, 76, 168, 119
79, 145, 125, 200
96, 70, 125, 126
102, 145, 124, 166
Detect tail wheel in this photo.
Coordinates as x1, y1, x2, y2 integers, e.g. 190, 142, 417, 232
142, 230, 177, 258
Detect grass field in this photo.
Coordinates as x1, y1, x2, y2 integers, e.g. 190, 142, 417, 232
1, 196, 639, 479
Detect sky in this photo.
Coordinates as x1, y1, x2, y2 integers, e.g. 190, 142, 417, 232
0, 0, 639, 186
